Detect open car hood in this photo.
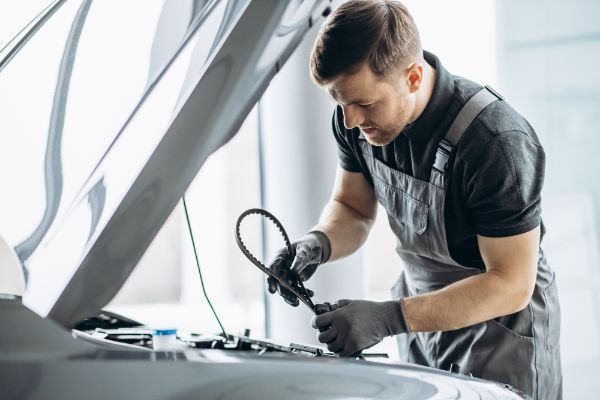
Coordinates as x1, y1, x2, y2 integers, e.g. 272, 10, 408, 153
0, 0, 331, 327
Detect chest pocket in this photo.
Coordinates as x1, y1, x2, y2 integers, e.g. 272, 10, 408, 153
371, 174, 429, 235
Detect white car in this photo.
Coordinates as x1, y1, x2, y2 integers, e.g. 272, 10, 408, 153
0, 1, 528, 399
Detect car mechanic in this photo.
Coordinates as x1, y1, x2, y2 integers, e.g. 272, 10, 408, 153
267, 1, 562, 399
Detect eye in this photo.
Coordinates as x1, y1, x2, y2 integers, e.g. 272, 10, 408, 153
359, 103, 375, 109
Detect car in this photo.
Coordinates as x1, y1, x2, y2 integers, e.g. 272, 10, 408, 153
0, 1, 528, 399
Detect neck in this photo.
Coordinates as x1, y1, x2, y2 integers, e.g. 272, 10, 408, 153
409, 62, 437, 123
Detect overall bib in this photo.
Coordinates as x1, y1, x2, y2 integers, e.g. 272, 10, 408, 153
359, 87, 562, 399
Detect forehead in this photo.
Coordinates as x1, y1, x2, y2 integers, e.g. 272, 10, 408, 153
326, 63, 385, 105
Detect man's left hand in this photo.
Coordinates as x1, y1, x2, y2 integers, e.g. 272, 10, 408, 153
311, 299, 410, 357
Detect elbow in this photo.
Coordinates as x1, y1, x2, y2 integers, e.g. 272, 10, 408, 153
517, 292, 535, 312
489, 270, 536, 314
363, 212, 376, 230
512, 296, 531, 313
510, 284, 535, 313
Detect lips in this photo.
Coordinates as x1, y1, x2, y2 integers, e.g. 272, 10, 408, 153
361, 127, 378, 135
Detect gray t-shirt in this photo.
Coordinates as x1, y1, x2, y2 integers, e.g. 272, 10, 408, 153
332, 51, 545, 270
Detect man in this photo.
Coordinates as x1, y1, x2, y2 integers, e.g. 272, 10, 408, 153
267, 1, 562, 398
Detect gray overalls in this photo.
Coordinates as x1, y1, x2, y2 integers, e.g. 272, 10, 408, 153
359, 87, 562, 399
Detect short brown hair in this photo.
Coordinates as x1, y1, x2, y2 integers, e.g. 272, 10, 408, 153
310, 0, 422, 85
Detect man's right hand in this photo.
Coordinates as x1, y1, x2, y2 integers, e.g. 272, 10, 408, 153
266, 230, 331, 307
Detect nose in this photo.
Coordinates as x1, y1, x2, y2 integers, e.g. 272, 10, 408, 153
342, 105, 364, 130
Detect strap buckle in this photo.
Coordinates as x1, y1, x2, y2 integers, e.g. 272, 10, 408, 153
433, 139, 453, 172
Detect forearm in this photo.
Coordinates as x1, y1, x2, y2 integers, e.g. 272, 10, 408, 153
403, 270, 532, 332
313, 199, 374, 262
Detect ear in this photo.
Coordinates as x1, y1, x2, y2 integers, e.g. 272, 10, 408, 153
406, 63, 424, 93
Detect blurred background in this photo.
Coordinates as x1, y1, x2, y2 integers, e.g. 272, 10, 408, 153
0, 0, 598, 398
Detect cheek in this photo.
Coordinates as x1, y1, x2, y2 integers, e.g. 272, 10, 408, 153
367, 105, 395, 126
386, 96, 412, 125
364, 102, 389, 120
363, 109, 380, 125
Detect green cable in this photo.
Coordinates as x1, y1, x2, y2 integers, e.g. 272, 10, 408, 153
182, 195, 228, 339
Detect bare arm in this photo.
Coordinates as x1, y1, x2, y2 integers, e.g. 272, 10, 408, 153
402, 226, 540, 332
313, 166, 378, 262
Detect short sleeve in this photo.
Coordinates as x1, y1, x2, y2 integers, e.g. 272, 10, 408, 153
464, 130, 545, 237
331, 106, 362, 172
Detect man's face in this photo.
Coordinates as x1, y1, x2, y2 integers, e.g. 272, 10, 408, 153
325, 62, 418, 146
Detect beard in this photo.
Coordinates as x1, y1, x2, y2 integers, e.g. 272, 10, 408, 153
361, 94, 415, 146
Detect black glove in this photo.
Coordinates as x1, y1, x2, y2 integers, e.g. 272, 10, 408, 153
267, 230, 331, 307
311, 299, 410, 357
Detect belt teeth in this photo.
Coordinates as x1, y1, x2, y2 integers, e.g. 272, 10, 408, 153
235, 208, 293, 263
235, 208, 314, 312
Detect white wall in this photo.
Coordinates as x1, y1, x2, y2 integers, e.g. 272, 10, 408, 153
496, 1, 600, 398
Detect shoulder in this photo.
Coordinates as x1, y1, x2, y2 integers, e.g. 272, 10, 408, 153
450, 77, 543, 165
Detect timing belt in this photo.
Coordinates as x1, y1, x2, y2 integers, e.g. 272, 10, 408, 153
235, 208, 318, 314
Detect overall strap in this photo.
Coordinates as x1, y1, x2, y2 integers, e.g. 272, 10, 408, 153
433, 85, 503, 172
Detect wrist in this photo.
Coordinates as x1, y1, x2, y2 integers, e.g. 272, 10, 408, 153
380, 299, 411, 336
307, 230, 332, 263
